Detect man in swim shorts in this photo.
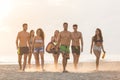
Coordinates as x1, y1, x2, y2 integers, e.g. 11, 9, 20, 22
71, 24, 83, 69
57, 22, 71, 73
16, 23, 30, 71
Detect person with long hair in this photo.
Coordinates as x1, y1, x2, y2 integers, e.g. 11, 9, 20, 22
52, 30, 60, 69
28, 30, 34, 68
46, 30, 60, 69
51, 30, 60, 69
90, 28, 106, 71
33, 28, 45, 71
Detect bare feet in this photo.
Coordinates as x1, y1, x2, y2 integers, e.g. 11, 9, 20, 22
42, 69, 45, 72
63, 70, 69, 73
19, 66, 22, 70
28, 64, 31, 69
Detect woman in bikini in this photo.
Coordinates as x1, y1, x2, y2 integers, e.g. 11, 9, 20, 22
33, 28, 45, 71
90, 28, 106, 71
52, 30, 60, 69
46, 30, 60, 69
28, 30, 34, 68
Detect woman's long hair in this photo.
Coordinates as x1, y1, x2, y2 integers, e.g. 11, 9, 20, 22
94, 28, 103, 42
36, 28, 45, 41
30, 30, 34, 38
54, 30, 59, 37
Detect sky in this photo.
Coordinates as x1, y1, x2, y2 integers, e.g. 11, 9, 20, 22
0, 0, 120, 63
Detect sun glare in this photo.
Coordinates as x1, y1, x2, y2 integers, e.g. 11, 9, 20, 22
0, 0, 12, 32
48, 0, 64, 6
0, 0, 12, 19
0, 26, 11, 32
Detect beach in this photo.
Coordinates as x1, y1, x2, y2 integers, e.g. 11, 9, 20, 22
0, 61, 120, 80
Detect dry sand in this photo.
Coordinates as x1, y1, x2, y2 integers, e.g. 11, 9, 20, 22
0, 61, 120, 80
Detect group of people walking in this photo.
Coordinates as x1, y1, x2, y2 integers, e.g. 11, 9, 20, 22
16, 22, 106, 72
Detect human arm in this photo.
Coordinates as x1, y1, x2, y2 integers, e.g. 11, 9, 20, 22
101, 43, 106, 53
90, 37, 94, 54
16, 32, 20, 49
32, 37, 35, 49
28, 33, 30, 49
56, 32, 61, 47
80, 33, 83, 52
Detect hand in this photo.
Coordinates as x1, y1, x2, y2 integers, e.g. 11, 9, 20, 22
90, 50, 92, 54
102, 51, 106, 59
16, 46, 18, 50
32, 45, 34, 49
103, 50, 106, 54
29, 47, 31, 51
56, 45, 59, 49
81, 47, 83, 52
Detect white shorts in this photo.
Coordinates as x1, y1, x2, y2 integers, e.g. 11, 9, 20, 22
93, 45, 101, 52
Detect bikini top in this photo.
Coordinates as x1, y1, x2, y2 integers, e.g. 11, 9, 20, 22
95, 39, 103, 43
35, 39, 43, 43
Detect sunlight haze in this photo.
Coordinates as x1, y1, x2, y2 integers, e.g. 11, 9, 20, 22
0, 0, 120, 63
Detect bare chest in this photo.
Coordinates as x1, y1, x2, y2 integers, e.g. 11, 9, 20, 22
72, 32, 80, 39
19, 32, 29, 40
61, 32, 71, 39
